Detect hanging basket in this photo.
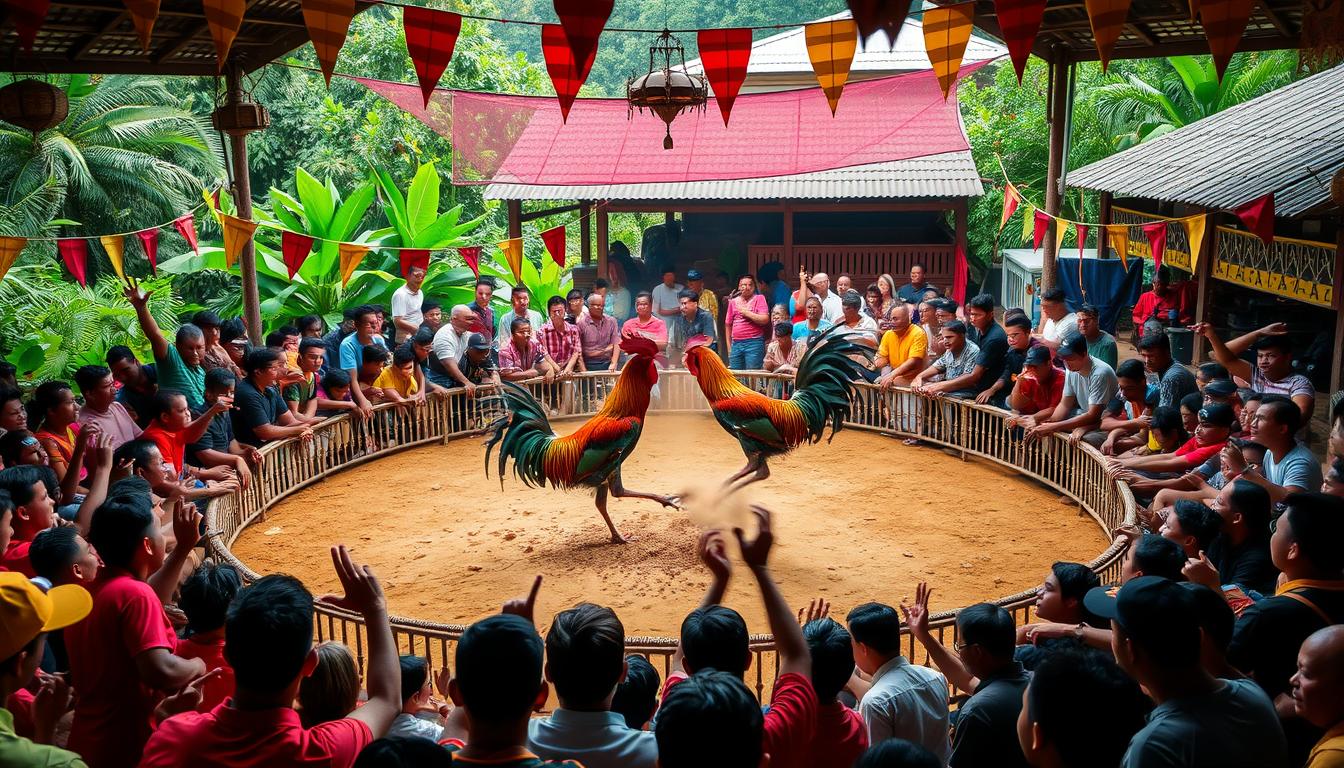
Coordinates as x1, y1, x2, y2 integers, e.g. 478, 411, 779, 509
0, 79, 69, 134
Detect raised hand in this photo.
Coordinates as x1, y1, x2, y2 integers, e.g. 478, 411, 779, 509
732, 505, 774, 571
1182, 551, 1220, 590
502, 574, 542, 625
797, 597, 830, 626
1259, 322, 1288, 336
318, 544, 387, 616
900, 581, 932, 640
171, 496, 203, 552
698, 530, 732, 583
155, 667, 224, 721
122, 276, 152, 307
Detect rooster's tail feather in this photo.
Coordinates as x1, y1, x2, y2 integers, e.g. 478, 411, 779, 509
790, 324, 876, 441
484, 382, 556, 489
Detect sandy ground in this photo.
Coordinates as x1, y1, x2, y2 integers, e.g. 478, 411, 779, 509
231, 413, 1108, 637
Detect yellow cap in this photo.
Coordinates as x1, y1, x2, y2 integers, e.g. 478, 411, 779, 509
0, 572, 92, 661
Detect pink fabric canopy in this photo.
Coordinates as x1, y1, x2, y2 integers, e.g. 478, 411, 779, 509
354, 64, 980, 187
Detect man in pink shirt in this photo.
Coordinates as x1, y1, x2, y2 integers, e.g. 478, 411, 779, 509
75, 365, 141, 450
622, 292, 669, 368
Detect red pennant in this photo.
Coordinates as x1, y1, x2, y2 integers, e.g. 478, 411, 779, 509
1142, 221, 1167, 271
540, 225, 567, 268
541, 23, 598, 123
995, 0, 1048, 83
403, 7, 461, 108
459, 246, 481, 277
399, 248, 430, 279
553, 0, 612, 80
1233, 193, 1275, 246
281, 230, 316, 279
1076, 223, 1090, 259
847, 0, 911, 47
57, 239, 89, 287
998, 184, 1021, 232
1032, 209, 1052, 250
696, 28, 753, 126
173, 213, 199, 254
5, 0, 50, 53
952, 237, 968, 305
135, 228, 159, 274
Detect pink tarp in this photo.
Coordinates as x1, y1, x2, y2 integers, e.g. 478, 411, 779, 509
353, 64, 980, 187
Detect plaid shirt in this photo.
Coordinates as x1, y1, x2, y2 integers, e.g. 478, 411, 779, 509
539, 321, 580, 366
499, 338, 548, 374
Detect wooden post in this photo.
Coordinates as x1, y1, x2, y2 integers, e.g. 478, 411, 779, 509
665, 211, 675, 228
1099, 192, 1113, 228
506, 200, 522, 240
579, 202, 592, 265
596, 202, 609, 280
1041, 48, 1072, 293
226, 64, 262, 343
783, 203, 794, 273
1191, 208, 1216, 362
1332, 221, 1344, 396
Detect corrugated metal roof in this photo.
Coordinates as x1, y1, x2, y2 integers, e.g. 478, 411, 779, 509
483, 151, 983, 201
684, 11, 1006, 78
1068, 63, 1344, 217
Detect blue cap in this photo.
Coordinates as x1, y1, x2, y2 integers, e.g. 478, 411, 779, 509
687, 269, 703, 281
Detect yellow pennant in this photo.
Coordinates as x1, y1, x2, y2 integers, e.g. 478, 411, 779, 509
1020, 202, 1036, 244
804, 19, 858, 115
338, 242, 370, 287
1105, 224, 1130, 269
221, 214, 258, 269
100, 235, 127, 281
1183, 214, 1209, 273
1052, 218, 1070, 262
0, 237, 27, 283
497, 238, 524, 284
923, 3, 975, 100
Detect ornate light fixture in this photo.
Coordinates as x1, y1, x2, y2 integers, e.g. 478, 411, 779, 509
626, 29, 708, 150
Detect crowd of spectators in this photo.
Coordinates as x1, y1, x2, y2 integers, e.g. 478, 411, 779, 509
1, 260, 1343, 768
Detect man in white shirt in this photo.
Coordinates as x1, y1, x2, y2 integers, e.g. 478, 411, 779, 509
391, 265, 426, 343
1034, 287, 1078, 351
847, 602, 950, 763
795, 269, 844, 323
495, 285, 544, 349
429, 304, 476, 393
836, 290, 880, 349
651, 269, 684, 323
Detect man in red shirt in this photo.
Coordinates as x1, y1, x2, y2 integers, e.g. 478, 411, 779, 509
140, 545, 402, 767
661, 506, 818, 768
1007, 346, 1064, 428
1105, 403, 1235, 480
65, 486, 209, 767
139, 390, 235, 491
174, 562, 243, 713
802, 614, 868, 767
1132, 268, 1187, 338
0, 466, 58, 577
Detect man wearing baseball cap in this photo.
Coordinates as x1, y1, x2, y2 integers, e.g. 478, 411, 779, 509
1105, 402, 1235, 477
1007, 345, 1063, 425
1085, 575, 1287, 767
1025, 332, 1117, 443
0, 572, 91, 766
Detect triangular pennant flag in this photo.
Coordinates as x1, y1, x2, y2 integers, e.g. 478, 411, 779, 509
498, 238, 524, 284
805, 19, 859, 116
403, 7, 462, 108
1183, 215, 1209, 273
135, 229, 159, 274
202, 0, 246, 71
5, 0, 50, 53
999, 183, 1022, 232
281, 230, 316, 280
122, 0, 160, 51
57, 238, 89, 287
301, 0, 356, 85
173, 213, 200, 254
0, 237, 27, 282
1084, 0, 1132, 71
459, 246, 481, 277
994, 0, 1048, 83
923, 2, 975, 99
1052, 218, 1070, 262
541, 23, 599, 123
1076, 223, 1090, 260
952, 236, 968, 305
1233, 194, 1275, 246
221, 214, 258, 269
100, 235, 127, 282
1200, 0, 1256, 81
1021, 202, 1036, 243
399, 249, 430, 279
1032, 209, 1053, 251
553, 0, 612, 83
1104, 224, 1130, 269
847, 0, 911, 48
338, 243, 370, 287
1142, 221, 1167, 271
696, 28, 753, 126
541, 225, 567, 268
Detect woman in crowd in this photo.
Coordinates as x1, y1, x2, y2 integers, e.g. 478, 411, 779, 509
29, 380, 85, 487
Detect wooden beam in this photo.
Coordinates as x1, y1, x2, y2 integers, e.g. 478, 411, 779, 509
579, 202, 592, 265
1256, 0, 1292, 36
1124, 22, 1157, 47
1332, 220, 1344, 396
596, 203, 609, 280
72, 9, 133, 61
519, 202, 581, 223
225, 64, 263, 344
506, 200, 522, 240
1041, 51, 1072, 293
1191, 208, 1217, 362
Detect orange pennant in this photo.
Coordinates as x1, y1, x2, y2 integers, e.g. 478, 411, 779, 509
999, 183, 1022, 232
498, 238, 523, 284
804, 19, 858, 116
1200, 0, 1256, 81
923, 3, 975, 100
1085, 0, 1132, 71
0, 237, 26, 282
338, 242, 370, 287
203, 0, 246, 71
301, 0, 356, 85
221, 214, 258, 269
122, 0, 160, 51
1183, 215, 1209, 273
100, 235, 127, 281
1104, 224, 1130, 269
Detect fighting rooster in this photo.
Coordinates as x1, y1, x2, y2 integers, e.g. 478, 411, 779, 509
485, 334, 678, 544
683, 326, 875, 492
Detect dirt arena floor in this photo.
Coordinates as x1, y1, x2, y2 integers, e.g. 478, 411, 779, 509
231, 413, 1109, 637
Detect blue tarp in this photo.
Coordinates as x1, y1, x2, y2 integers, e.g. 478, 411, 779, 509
1055, 257, 1144, 335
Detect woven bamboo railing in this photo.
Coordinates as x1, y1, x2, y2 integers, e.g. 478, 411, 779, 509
206, 370, 1134, 703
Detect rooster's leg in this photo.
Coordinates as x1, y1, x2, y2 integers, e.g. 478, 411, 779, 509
595, 483, 628, 544
721, 455, 758, 488
724, 454, 771, 496
609, 468, 682, 511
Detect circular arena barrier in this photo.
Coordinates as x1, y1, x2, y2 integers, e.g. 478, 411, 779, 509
207, 370, 1134, 702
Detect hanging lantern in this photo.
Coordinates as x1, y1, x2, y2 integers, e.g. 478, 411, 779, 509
0, 79, 68, 134
211, 88, 270, 137
626, 29, 708, 150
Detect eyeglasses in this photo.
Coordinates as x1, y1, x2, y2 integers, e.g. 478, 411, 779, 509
953, 639, 978, 654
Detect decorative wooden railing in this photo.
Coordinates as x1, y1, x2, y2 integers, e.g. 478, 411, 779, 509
748, 244, 955, 296
206, 371, 1133, 704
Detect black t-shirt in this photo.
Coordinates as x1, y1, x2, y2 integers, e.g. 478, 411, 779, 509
967, 322, 1009, 393
1228, 581, 1344, 698
950, 662, 1032, 768
231, 378, 287, 447
454, 349, 498, 387
186, 408, 234, 467
116, 363, 159, 428
1206, 536, 1278, 596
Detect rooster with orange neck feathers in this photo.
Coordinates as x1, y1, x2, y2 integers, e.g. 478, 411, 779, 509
683, 325, 875, 492
485, 334, 677, 544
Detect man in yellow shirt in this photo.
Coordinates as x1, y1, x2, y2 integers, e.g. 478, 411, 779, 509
1292, 624, 1344, 767
374, 344, 421, 407
874, 304, 927, 388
